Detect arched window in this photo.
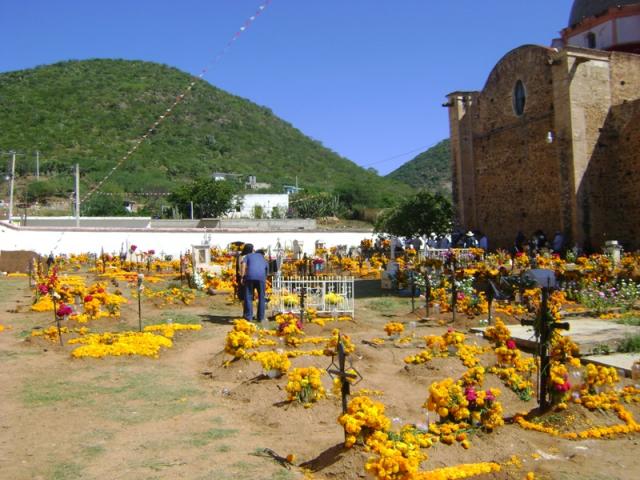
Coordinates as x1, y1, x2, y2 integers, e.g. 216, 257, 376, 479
586, 32, 596, 49
513, 80, 526, 116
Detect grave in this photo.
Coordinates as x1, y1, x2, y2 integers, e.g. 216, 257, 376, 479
583, 353, 640, 376
472, 318, 640, 375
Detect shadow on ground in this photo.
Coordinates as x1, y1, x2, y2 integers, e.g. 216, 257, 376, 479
199, 314, 237, 325
299, 443, 347, 472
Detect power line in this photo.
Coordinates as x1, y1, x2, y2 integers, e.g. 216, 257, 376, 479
81, 0, 274, 203
361, 144, 432, 168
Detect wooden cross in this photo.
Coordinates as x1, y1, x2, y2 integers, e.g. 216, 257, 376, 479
298, 287, 307, 324
521, 285, 569, 410
327, 335, 362, 440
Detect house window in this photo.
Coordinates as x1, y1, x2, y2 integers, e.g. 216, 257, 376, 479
586, 32, 596, 49
513, 80, 526, 116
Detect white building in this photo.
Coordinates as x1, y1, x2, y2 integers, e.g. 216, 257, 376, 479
227, 194, 289, 219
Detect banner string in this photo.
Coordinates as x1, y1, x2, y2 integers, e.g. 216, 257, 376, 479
81, 0, 273, 203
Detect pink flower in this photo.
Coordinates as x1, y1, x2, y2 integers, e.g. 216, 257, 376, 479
485, 390, 496, 402
38, 284, 49, 295
130, 245, 137, 253
465, 387, 478, 402
56, 304, 73, 317
148, 249, 155, 255
506, 339, 517, 350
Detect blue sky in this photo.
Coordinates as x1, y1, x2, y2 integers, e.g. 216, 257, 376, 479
0, 0, 574, 175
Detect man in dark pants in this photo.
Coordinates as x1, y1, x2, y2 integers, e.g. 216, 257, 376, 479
240, 248, 268, 322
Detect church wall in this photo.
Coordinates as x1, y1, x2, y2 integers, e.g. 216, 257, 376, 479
584, 101, 640, 250
448, 43, 640, 252
565, 50, 640, 251
610, 51, 640, 102
467, 46, 562, 249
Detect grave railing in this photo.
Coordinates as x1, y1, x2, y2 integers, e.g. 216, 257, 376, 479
271, 275, 355, 317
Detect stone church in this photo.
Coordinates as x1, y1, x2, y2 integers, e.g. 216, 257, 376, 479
446, 0, 640, 251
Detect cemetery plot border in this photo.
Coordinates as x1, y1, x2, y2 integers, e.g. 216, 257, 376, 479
271, 275, 355, 317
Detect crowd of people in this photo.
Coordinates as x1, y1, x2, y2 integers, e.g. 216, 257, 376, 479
401, 229, 567, 257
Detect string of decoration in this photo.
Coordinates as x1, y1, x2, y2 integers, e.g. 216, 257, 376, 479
81, 0, 273, 203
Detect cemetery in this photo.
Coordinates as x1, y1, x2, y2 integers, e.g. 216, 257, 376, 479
1, 240, 639, 480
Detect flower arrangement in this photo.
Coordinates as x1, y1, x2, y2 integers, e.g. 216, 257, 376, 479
225, 330, 254, 358
580, 363, 619, 394
425, 378, 504, 431
282, 293, 299, 307
143, 323, 202, 338
550, 362, 571, 404
404, 350, 433, 365
251, 351, 291, 376
276, 313, 303, 337
324, 329, 355, 356
224, 319, 257, 358
325, 292, 344, 305
285, 367, 325, 406
365, 431, 426, 480
384, 322, 404, 337
69, 331, 173, 358
416, 462, 501, 480
338, 396, 391, 448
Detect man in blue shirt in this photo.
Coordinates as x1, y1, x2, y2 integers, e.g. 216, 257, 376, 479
241, 248, 268, 322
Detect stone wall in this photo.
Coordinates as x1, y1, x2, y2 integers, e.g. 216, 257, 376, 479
585, 100, 640, 250
450, 46, 563, 249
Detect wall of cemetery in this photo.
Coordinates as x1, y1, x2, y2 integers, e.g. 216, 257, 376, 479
0, 222, 375, 257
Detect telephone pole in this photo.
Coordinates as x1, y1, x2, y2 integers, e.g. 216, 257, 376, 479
75, 163, 80, 227
8, 152, 16, 222
36, 151, 40, 180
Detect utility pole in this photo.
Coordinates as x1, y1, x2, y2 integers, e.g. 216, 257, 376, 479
75, 163, 80, 227
190, 201, 194, 220
8, 152, 16, 222
36, 151, 40, 180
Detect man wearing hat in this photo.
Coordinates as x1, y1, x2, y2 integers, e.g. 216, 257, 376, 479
463, 231, 478, 248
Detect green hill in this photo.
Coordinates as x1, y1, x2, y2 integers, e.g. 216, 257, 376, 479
0, 59, 410, 209
385, 139, 451, 197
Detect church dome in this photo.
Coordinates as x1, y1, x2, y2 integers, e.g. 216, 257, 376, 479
569, 0, 639, 27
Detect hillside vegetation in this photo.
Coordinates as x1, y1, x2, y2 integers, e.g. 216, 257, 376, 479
385, 139, 451, 197
0, 59, 411, 210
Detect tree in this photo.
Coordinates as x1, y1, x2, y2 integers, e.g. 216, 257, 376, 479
168, 178, 238, 219
81, 194, 128, 216
374, 190, 452, 237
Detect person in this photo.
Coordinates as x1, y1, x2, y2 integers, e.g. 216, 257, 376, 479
46, 252, 55, 274
478, 232, 489, 252
241, 247, 268, 322
552, 231, 564, 254
462, 231, 477, 248
237, 243, 254, 315
514, 231, 526, 254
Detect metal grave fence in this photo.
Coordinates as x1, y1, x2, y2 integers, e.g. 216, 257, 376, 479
271, 275, 355, 317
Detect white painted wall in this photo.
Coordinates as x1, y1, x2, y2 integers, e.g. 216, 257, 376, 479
618, 15, 640, 45
0, 222, 374, 257
567, 15, 640, 50
228, 194, 289, 218
567, 20, 614, 49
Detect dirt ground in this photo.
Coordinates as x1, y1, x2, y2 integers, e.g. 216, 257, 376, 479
0, 271, 639, 480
